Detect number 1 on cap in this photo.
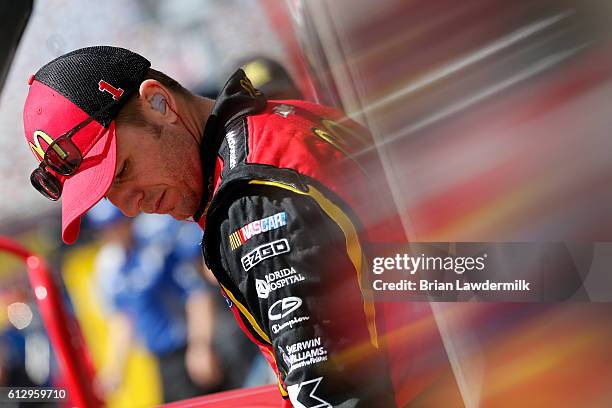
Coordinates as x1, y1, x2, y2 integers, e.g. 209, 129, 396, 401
98, 80, 124, 100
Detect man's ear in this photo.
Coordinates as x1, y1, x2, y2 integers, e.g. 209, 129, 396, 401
138, 79, 178, 124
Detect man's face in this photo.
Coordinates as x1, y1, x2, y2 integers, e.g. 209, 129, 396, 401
105, 119, 202, 220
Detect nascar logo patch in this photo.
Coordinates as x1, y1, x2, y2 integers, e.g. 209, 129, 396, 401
229, 211, 287, 250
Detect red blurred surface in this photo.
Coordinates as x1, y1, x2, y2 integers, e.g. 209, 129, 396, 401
0, 236, 103, 408
162, 384, 283, 408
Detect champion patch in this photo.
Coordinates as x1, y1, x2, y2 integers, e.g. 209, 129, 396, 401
229, 211, 287, 250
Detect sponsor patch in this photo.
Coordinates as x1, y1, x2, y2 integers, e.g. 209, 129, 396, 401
268, 296, 302, 321
256, 279, 270, 299
241, 238, 290, 271
287, 377, 331, 408
226, 130, 238, 169
272, 316, 310, 334
273, 104, 295, 118
229, 212, 287, 250
280, 347, 292, 369
256, 267, 305, 299
285, 337, 328, 372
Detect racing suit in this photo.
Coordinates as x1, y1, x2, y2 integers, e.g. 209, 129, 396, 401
196, 70, 405, 407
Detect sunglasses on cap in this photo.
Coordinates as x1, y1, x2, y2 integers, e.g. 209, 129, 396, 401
30, 98, 124, 201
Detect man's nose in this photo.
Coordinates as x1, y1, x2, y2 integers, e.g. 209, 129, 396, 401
105, 185, 142, 217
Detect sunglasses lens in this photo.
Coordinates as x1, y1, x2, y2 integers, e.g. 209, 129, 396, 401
46, 137, 82, 175
31, 168, 62, 201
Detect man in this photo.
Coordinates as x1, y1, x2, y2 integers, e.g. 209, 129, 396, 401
23, 46, 405, 407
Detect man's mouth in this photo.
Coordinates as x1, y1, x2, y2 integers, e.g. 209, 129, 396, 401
154, 190, 166, 213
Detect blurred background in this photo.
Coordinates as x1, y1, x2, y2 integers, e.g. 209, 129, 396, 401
2, 0, 612, 407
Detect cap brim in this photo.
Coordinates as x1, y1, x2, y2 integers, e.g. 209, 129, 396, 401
61, 121, 117, 244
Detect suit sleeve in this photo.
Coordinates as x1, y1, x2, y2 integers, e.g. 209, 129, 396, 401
217, 184, 396, 408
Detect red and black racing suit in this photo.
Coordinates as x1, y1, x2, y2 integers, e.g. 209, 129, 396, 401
196, 70, 406, 408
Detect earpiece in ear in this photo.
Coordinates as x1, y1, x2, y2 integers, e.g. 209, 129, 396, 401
149, 93, 166, 114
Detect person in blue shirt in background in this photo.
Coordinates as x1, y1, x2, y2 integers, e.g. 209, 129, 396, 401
88, 200, 258, 402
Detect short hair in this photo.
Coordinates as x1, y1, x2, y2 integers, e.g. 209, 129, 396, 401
116, 68, 188, 129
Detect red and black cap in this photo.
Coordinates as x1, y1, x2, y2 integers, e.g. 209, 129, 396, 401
23, 46, 150, 244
